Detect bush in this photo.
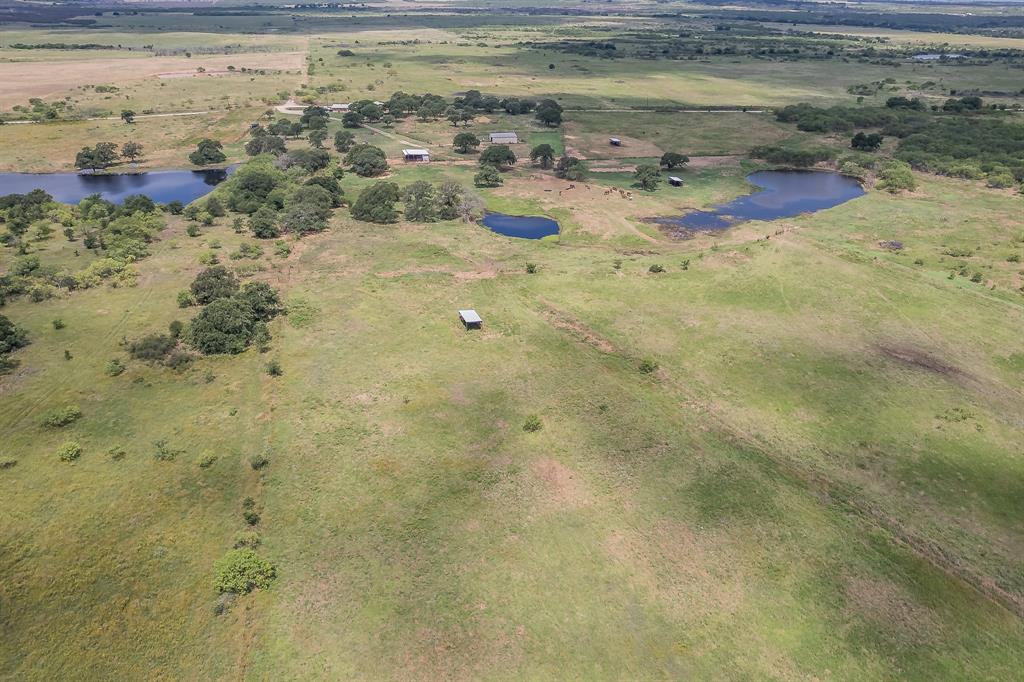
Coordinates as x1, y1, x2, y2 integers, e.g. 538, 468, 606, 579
648, 264, 665, 273
212, 549, 276, 594
153, 439, 179, 461
42, 405, 82, 427
105, 358, 126, 376
522, 415, 543, 432
164, 349, 192, 371
108, 446, 127, 461
0, 458, 17, 469
52, 318, 65, 330
525, 262, 538, 274
877, 159, 917, 193
639, 359, 658, 374
198, 453, 218, 468
474, 165, 502, 188
177, 290, 195, 308
265, 359, 282, 377
243, 510, 261, 526
129, 333, 176, 361
168, 320, 184, 339
0, 314, 29, 354
250, 453, 271, 470
233, 531, 261, 549
57, 441, 83, 462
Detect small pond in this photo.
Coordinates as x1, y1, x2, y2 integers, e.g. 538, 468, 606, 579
654, 170, 865, 232
0, 166, 236, 205
481, 212, 560, 239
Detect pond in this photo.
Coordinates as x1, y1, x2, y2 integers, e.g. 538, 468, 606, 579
0, 166, 236, 205
481, 212, 560, 239
654, 170, 865, 232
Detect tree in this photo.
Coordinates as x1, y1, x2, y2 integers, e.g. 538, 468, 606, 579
535, 99, 563, 127
453, 132, 480, 154
308, 128, 328, 149
347, 144, 389, 177
190, 265, 239, 305
851, 132, 883, 152
121, 141, 143, 162
358, 103, 383, 121
249, 206, 280, 238
236, 281, 281, 321
189, 138, 226, 166
74, 142, 119, 172
120, 109, 136, 125
300, 105, 329, 128
445, 106, 473, 127
187, 298, 257, 355
659, 152, 689, 169
305, 175, 344, 207
530, 144, 556, 169
212, 549, 276, 594
555, 155, 587, 181
381, 114, 395, 128
334, 130, 355, 153
276, 148, 330, 173
245, 135, 286, 156
0, 314, 29, 354
474, 165, 502, 187
342, 111, 364, 128
479, 145, 516, 169
437, 182, 464, 220
403, 181, 438, 222
280, 201, 331, 235
350, 181, 400, 223
634, 164, 662, 191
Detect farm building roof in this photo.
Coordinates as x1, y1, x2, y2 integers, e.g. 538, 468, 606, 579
458, 309, 482, 324
402, 149, 430, 156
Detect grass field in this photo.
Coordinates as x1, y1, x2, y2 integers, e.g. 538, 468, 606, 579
2, 4, 1024, 679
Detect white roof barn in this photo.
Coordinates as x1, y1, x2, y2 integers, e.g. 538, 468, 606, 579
489, 132, 518, 144
402, 148, 430, 162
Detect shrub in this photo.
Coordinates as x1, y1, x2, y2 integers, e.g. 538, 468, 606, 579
129, 333, 176, 361
164, 349, 192, 371
525, 263, 538, 274
212, 549, 275, 594
639, 359, 658, 374
233, 530, 261, 549
0, 314, 29, 354
105, 358, 126, 376
877, 160, 917, 193
522, 415, 543, 432
168, 320, 184, 339
42, 405, 82, 427
0, 457, 17, 469
198, 453, 218, 468
250, 453, 270, 470
177, 290, 195, 308
52, 318, 65, 330
265, 359, 282, 376
108, 446, 127, 461
186, 224, 201, 238
153, 439, 180, 461
648, 264, 665, 273
57, 441, 83, 462
243, 510, 261, 526
970, 272, 984, 283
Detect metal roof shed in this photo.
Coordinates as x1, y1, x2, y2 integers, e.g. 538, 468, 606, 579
402, 148, 430, 162
458, 309, 482, 329
668, 176, 683, 186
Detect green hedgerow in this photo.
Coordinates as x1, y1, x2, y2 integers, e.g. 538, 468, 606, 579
58, 441, 83, 462
212, 549, 276, 594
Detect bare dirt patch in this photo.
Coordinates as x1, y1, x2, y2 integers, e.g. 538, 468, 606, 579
538, 302, 616, 353
531, 458, 590, 510
875, 343, 962, 378
845, 576, 941, 642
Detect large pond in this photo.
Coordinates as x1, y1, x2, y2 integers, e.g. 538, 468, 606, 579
481, 212, 560, 239
0, 166, 236, 204
655, 170, 865, 232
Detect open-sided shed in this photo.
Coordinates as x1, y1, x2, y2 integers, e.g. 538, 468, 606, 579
458, 309, 482, 329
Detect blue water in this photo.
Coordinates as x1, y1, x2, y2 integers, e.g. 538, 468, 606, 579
481, 212, 560, 239
656, 170, 865, 231
0, 166, 236, 204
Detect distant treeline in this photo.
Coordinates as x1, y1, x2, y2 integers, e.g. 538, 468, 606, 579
692, 9, 1024, 34
9, 43, 115, 50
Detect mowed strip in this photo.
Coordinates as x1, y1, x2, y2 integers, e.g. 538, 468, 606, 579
0, 51, 305, 109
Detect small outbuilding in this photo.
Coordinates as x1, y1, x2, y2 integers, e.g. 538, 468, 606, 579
609, 137, 622, 146
489, 132, 518, 144
402, 148, 430, 162
458, 309, 482, 330
668, 176, 683, 187
329, 103, 350, 112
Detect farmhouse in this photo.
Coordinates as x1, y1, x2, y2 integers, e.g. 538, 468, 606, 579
458, 309, 482, 329
329, 103, 349, 112
402, 148, 430, 162
489, 132, 518, 144
609, 137, 622, 146
668, 176, 683, 186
